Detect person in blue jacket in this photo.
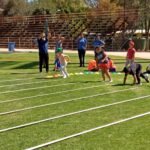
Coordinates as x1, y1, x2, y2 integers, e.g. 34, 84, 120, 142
37, 31, 50, 73
77, 32, 87, 67
93, 34, 105, 60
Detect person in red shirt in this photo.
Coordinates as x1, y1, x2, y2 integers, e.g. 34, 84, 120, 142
125, 40, 136, 72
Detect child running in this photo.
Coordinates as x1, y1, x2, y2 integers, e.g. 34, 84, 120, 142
95, 45, 112, 82
56, 48, 69, 78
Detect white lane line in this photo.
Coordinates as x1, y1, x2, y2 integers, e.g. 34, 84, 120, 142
0, 94, 149, 133
25, 111, 150, 150
0, 79, 59, 88
0, 77, 34, 83
0, 82, 76, 94
0, 84, 108, 104
0, 87, 136, 116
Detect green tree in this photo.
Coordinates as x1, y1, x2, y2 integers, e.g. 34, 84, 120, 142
110, 0, 150, 50
0, 0, 9, 8
33, 0, 89, 14
3, 0, 30, 16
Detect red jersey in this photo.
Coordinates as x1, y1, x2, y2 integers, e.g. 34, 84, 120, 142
127, 48, 136, 59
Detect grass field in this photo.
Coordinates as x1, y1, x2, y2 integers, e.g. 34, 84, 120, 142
0, 52, 150, 150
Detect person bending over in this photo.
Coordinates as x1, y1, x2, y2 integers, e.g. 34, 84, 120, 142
123, 63, 149, 85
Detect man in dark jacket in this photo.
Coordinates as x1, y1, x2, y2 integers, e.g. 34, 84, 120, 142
37, 31, 50, 73
122, 63, 149, 85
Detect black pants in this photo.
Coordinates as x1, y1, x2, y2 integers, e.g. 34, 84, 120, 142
39, 52, 49, 72
135, 65, 149, 83
143, 70, 150, 74
78, 50, 85, 67
135, 65, 141, 84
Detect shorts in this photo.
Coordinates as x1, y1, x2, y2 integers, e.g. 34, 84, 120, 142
125, 59, 134, 67
99, 63, 109, 70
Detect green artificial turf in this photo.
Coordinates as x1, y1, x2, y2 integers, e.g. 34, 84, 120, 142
0, 52, 149, 150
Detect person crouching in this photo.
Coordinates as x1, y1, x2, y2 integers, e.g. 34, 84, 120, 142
122, 63, 149, 85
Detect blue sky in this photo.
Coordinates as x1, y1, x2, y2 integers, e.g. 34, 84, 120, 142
27, 0, 34, 2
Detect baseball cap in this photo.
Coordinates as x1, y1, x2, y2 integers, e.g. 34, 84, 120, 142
129, 40, 135, 46
56, 48, 63, 53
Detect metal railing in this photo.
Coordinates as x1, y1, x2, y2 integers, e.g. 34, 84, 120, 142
0, 8, 148, 51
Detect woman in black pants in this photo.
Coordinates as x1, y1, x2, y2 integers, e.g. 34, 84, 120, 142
77, 33, 87, 67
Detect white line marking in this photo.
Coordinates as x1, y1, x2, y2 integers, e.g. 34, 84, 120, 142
0, 79, 59, 88
0, 88, 144, 133
0, 84, 108, 104
25, 111, 150, 150
0, 87, 136, 116
0, 77, 34, 83
0, 82, 76, 94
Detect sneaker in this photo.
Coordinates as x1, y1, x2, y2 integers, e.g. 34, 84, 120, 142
109, 79, 113, 83
137, 83, 142, 85
63, 76, 67, 78
101, 79, 105, 82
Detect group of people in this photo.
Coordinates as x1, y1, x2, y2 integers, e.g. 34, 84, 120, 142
77, 33, 112, 82
37, 31, 149, 85
37, 31, 69, 78
122, 40, 149, 85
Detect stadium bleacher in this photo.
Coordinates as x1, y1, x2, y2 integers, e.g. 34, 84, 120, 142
0, 9, 139, 50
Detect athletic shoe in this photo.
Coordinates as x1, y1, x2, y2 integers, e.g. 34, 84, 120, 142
109, 79, 113, 83
137, 83, 142, 85
63, 76, 67, 78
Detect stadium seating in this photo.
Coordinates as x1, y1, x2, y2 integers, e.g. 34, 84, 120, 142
0, 9, 139, 50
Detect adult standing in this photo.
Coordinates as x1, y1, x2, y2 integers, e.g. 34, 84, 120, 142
54, 34, 64, 52
37, 31, 50, 73
92, 34, 105, 60
77, 32, 87, 67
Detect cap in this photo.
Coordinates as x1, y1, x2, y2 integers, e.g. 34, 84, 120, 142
56, 47, 63, 53
129, 40, 135, 46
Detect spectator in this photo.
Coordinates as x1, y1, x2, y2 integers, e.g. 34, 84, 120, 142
37, 31, 51, 73
77, 32, 87, 67
92, 34, 105, 59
